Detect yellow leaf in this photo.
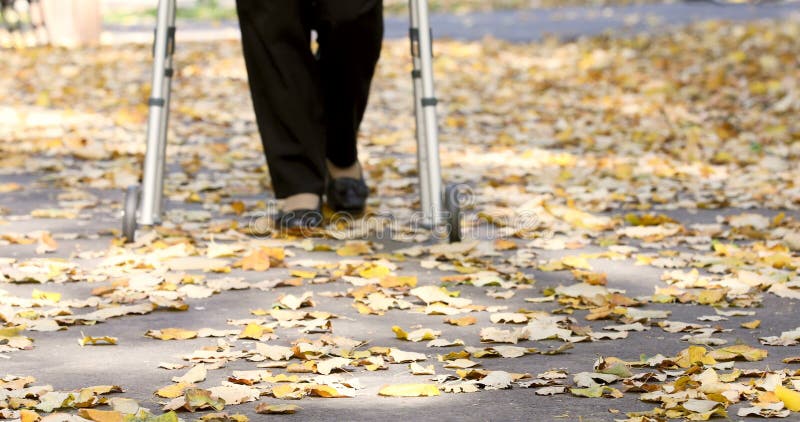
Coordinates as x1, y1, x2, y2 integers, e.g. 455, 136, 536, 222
156, 382, 191, 399
145, 328, 198, 340
392, 326, 409, 340
392, 326, 438, 342
77, 409, 124, 422
290, 270, 317, 279
358, 264, 391, 279
271, 384, 305, 399
336, 242, 372, 257
741, 320, 761, 329
696, 289, 727, 305
308, 384, 345, 398
235, 247, 285, 271
707, 344, 768, 362
354, 302, 376, 315
31, 289, 61, 303
378, 384, 440, 397
561, 255, 592, 270
493, 239, 517, 251
380, 276, 418, 289
775, 385, 800, 411
78, 333, 117, 346
238, 323, 268, 340
0, 182, 22, 193
444, 316, 477, 326
676, 346, 716, 368
0, 327, 23, 337
230, 201, 246, 215
255, 403, 300, 414
19, 410, 39, 422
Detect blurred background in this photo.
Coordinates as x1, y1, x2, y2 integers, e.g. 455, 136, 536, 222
1, 0, 773, 48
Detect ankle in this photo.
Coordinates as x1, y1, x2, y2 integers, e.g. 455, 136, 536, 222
327, 159, 362, 180
281, 193, 320, 212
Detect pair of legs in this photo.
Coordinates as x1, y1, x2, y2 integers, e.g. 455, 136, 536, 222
236, 0, 383, 213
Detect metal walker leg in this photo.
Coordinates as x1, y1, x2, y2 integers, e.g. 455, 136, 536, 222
123, 0, 176, 241
409, 0, 442, 228
409, 0, 461, 242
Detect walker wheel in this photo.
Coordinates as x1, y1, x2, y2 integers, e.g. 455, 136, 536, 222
444, 184, 462, 243
122, 185, 140, 243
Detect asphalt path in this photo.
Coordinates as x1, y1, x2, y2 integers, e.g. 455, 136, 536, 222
100, 2, 800, 43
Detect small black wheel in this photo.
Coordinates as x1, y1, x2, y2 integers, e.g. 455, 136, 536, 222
444, 184, 463, 243
122, 185, 140, 242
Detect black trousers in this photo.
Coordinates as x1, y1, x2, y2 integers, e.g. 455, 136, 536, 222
236, 0, 383, 199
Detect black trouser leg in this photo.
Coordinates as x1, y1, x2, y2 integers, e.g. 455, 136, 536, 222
316, 0, 384, 168
236, 0, 383, 198
236, 0, 326, 198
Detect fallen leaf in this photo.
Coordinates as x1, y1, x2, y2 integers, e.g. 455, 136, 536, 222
145, 328, 198, 341
172, 364, 207, 384
78, 334, 117, 347
775, 385, 800, 412
378, 384, 440, 397
255, 403, 300, 414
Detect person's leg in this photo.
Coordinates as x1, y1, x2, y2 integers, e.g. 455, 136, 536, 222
315, 0, 383, 172
236, 0, 325, 205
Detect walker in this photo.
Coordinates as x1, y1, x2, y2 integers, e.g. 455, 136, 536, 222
122, 0, 462, 243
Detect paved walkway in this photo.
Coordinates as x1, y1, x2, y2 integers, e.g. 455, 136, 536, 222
3, 4, 800, 422
100, 1, 800, 44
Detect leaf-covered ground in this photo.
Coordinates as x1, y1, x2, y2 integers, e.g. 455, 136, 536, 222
1, 15, 800, 422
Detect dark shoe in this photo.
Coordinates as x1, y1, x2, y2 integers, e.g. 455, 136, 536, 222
326, 177, 368, 214
274, 208, 323, 231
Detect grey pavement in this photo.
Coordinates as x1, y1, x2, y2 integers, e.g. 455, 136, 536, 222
2, 192, 800, 421
101, 2, 800, 44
